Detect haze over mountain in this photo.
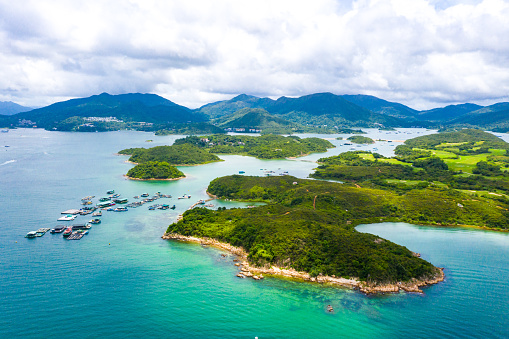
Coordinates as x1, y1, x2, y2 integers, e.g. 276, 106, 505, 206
0, 101, 33, 115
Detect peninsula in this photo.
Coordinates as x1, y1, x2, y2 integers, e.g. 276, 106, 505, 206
164, 129, 509, 294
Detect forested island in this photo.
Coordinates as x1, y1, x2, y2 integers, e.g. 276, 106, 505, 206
119, 143, 222, 165
174, 134, 334, 159
126, 161, 185, 180
347, 135, 375, 144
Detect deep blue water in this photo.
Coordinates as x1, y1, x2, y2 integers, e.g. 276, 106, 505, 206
1, 129, 508, 338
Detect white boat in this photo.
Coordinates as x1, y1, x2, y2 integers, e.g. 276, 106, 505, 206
58, 214, 77, 221
25, 231, 37, 238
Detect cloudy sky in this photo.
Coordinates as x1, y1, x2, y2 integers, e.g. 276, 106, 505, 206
1, 0, 509, 110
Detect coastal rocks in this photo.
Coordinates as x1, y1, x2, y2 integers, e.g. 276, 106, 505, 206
162, 232, 446, 295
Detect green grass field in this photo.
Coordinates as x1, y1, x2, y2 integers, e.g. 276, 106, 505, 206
358, 153, 411, 166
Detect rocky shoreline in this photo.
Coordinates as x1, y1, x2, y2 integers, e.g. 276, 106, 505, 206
123, 174, 185, 181
161, 232, 445, 295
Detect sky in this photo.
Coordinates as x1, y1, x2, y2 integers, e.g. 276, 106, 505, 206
1, 0, 509, 110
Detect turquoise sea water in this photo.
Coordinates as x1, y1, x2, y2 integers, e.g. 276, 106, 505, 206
1, 129, 508, 338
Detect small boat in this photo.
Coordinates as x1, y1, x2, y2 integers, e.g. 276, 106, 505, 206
106, 190, 115, 194
204, 204, 214, 207
58, 214, 77, 221
111, 194, 120, 198
25, 231, 37, 238
239, 171, 245, 174
197, 200, 205, 205
159, 204, 170, 210
72, 224, 91, 230
35, 228, 50, 236
83, 230, 89, 235
99, 197, 111, 202
114, 207, 128, 212
141, 193, 149, 197
92, 211, 102, 217
89, 218, 101, 224
113, 198, 128, 204
51, 226, 66, 233
170, 205, 176, 209
178, 195, 191, 199
63, 227, 73, 237
133, 196, 139, 199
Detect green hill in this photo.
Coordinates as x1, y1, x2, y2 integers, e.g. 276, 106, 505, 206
198, 92, 404, 128
418, 103, 482, 122
216, 108, 295, 130
341, 94, 418, 119
197, 94, 275, 119
14, 93, 205, 130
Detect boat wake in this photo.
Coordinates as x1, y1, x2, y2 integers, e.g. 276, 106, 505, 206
0, 159, 16, 166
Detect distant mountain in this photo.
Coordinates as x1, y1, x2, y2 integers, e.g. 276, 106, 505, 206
266, 93, 402, 127
447, 102, 509, 131
341, 94, 418, 119
200, 92, 402, 127
15, 93, 205, 129
0, 101, 33, 115
216, 108, 295, 129
418, 103, 483, 122
197, 94, 274, 119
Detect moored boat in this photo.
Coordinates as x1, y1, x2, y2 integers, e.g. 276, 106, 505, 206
58, 214, 77, 221
89, 218, 101, 224
51, 226, 66, 233
63, 227, 73, 237
114, 207, 128, 212
106, 190, 115, 194
25, 231, 37, 238
92, 211, 102, 217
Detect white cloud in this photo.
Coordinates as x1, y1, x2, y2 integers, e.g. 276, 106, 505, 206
0, 0, 509, 110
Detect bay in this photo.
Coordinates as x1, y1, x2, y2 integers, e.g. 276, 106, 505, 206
1, 128, 508, 338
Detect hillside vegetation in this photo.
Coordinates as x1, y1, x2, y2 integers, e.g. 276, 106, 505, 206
168, 175, 441, 283
312, 130, 509, 229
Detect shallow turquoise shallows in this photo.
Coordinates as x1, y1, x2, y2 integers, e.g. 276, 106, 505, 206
1, 129, 508, 338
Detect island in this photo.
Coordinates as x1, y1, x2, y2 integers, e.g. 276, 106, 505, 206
119, 143, 222, 165
347, 135, 375, 144
174, 134, 335, 159
126, 161, 185, 180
